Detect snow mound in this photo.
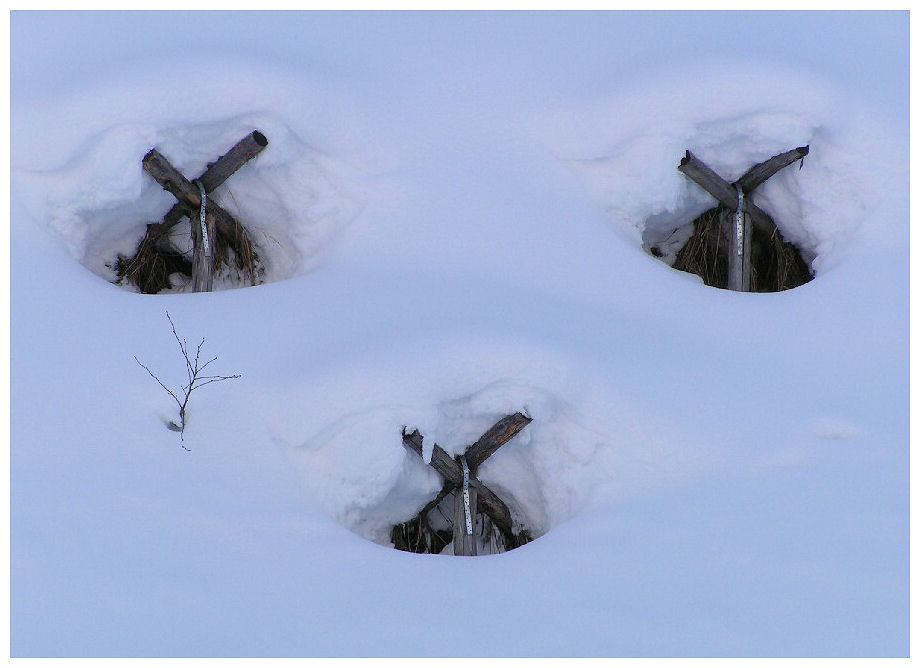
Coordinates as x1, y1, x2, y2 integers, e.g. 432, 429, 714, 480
254, 330, 707, 551
283, 380, 618, 548
11, 66, 367, 291
528, 64, 894, 277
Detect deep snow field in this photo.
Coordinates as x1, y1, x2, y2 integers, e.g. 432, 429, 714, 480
10, 11, 909, 657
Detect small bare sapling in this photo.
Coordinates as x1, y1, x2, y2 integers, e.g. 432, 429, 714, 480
135, 312, 241, 447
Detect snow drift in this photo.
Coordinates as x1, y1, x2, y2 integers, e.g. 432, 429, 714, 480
11, 11, 908, 657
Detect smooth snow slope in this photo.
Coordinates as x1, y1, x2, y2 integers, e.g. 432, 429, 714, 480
11, 11, 908, 657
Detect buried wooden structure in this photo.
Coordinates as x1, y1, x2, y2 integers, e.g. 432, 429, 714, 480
392, 412, 534, 556
115, 131, 268, 293
669, 146, 813, 292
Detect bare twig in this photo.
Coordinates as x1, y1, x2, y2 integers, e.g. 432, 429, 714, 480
135, 311, 241, 447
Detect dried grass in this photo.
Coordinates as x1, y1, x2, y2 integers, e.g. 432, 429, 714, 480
116, 216, 262, 293
672, 206, 812, 292
115, 225, 191, 294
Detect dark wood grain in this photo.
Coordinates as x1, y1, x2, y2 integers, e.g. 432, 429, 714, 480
158, 130, 268, 233
736, 146, 808, 193
464, 412, 532, 471
678, 151, 777, 235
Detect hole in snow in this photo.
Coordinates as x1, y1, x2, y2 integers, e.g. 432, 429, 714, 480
644, 206, 815, 292
285, 381, 613, 558
640, 146, 818, 292
105, 122, 362, 294
389, 415, 539, 557
18, 118, 363, 294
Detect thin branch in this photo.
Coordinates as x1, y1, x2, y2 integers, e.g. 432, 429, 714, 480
134, 356, 182, 410
167, 312, 195, 382
197, 355, 219, 374
191, 375, 243, 391
136, 311, 241, 447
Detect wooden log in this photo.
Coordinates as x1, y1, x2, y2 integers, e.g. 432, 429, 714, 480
464, 412, 532, 471
721, 209, 752, 292
144, 149, 227, 227
678, 151, 777, 235
189, 184, 215, 292
401, 428, 516, 537
400, 428, 460, 483
736, 146, 808, 194
453, 480, 478, 556
468, 477, 513, 537
200, 130, 268, 192
740, 211, 752, 292
158, 130, 269, 233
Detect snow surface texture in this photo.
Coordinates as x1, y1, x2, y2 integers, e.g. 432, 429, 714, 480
11, 11, 908, 657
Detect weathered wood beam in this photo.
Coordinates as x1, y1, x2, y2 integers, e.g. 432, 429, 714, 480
453, 480, 478, 556
678, 146, 808, 237
721, 208, 752, 292
400, 428, 459, 483
736, 146, 808, 194
158, 130, 269, 233
189, 188, 215, 292
401, 428, 515, 536
678, 151, 776, 235
464, 412, 532, 471
419, 483, 454, 518
200, 130, 268, 192
143, 149, 237, 235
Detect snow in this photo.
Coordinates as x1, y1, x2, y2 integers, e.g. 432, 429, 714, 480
10, 10, 908, 657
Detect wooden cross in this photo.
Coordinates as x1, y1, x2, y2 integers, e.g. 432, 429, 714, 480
397, 412, 533, 556
678, 146, 809, 291
119, 131, 268, 293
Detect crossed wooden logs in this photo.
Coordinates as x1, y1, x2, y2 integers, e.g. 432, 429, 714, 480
679, 146, 808, 237
397, 412, 533, 556
676, 146, 811, 292
116, 131, 267, 293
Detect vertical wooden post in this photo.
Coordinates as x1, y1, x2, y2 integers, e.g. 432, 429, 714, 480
740, 211, 752, 291
722, 208, 752, 292
453, 484, 478, 556
190, 184, 215, 292
722, 183, 751, 292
